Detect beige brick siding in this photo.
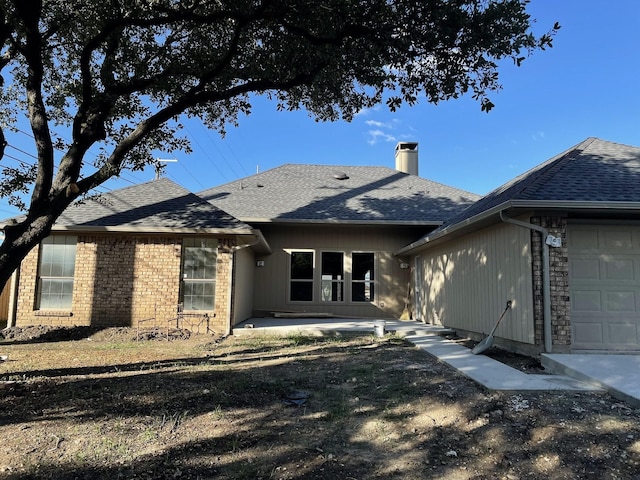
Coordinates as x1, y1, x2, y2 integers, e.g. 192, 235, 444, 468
531, 216, 570, 349
14, 234, 233, 333
214, 238, 237, 335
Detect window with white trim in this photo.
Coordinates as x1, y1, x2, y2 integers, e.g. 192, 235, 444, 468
290, 251, 314, 301
352, 252, 375, 302
182, 238, 217, 310
287, 250, 376, 304
321, 251, 344, 302
37, 235, 77, 309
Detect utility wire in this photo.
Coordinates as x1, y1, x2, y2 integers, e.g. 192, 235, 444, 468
176, 159, 206, 189
182, 123, 231, 181
14, 127, 148, 185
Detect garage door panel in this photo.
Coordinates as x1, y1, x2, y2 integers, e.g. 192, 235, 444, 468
604, 230, 634, 249
605, 291, 636, 312
607, 322, 639, 345
573, 322, 603, 345
571, 290, 638, 318
572, 290, 601, 312
569, 224, 640, 351
604, 259, 635, 281
569, 229, 599, 249
571, 259, 600, 280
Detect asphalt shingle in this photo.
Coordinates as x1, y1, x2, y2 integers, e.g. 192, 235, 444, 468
56, 178, 249, 231
198, 164, 479, 223
439, 137, 640, 230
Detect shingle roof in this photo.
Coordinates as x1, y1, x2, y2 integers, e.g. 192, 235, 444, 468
438, 137, 640, 229
55, 178, 250, 231
198, 164, 479, 224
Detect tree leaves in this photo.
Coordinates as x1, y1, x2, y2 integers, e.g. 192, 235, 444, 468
0, 0, 559, 285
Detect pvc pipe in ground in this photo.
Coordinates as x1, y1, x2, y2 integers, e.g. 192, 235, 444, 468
374, 320, 386, 338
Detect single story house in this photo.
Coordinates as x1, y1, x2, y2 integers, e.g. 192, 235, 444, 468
3, 138, 639, 354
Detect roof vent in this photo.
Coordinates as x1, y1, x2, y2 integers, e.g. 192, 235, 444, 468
395, 142, 419, 176
333, 172, 349, 180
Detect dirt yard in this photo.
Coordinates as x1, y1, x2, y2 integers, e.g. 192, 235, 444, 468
0, 326, 639, 480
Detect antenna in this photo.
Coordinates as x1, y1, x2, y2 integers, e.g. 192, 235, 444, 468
154, 158, 178, 179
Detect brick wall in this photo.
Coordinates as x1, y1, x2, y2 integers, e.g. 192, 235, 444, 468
15, 234, 233, 333
213, 238, 237, 335
530, 216, 570, 350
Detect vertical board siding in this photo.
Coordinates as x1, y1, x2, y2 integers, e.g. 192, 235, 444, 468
232, 247, 255, 326
0, 279, 10, 325
252, 225, 426, 318
417, 223, 535, 344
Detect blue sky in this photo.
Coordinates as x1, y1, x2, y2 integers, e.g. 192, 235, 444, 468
1, 0, 639, 218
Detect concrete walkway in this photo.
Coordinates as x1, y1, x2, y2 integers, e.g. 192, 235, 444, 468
233, 318, 628, 399
542, 354, 640, 407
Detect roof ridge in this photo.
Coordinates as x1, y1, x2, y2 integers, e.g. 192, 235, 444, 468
517, 137, 597, 200
199, 163, 480, 198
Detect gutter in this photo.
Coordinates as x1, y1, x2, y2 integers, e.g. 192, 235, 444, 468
499, 211, 554, 353
508, 199, 640, 210
48, 225, 256, 235
395, 201, 512, 256
396, 199, 640, 257
236, 217, 443, 227
245, 229, 272, 255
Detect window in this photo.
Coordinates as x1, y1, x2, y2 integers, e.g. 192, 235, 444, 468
290, 251, 314, 301
182, 238, 217, 310
352, 253, 375, 302
37, 236, 77, 309
287, 250, 376, 304
321, 252, 344, 302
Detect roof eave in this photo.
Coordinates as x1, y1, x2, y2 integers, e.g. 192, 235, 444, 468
395, 201, 512, 256
511, 200, 640, 211
395, 199, 640, 256
236, 217, 444, 227
50, 225, 255, 235
247, 228, 272, 255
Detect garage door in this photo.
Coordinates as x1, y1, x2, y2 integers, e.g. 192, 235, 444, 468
568, 224, 640, 351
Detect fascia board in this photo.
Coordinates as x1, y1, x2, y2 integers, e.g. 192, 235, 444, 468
238, 217, 443, 227
49, 225, 255, 235
395, 200, 640, 257
395, 201, 513, 256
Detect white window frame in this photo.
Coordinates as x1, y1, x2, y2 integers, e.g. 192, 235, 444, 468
287, 249, 315, 303
181, 238, 217, 311
320, 251, 345, 303
351, 251, 376, 303
286, 249, 377, 305
37, 235, 77, 310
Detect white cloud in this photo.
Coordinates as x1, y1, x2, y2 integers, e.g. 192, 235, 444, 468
365, 120, 392, 128
354, 105, 381, 117
367, 129, 397, 145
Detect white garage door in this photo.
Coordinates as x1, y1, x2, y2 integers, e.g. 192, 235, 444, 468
568, 224, 640, 351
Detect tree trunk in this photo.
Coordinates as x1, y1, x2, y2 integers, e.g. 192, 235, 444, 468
0, 213, 56, 288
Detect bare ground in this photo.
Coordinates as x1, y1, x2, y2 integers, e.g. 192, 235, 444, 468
0, 326, 639, 480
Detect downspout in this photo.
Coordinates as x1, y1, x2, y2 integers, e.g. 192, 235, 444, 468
499, 211, 553, 353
